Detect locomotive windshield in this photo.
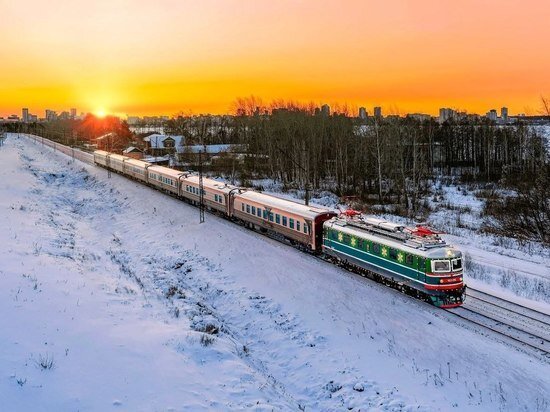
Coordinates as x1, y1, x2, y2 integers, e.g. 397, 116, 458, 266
452, 258, 462, 271
432, 260, 451, 272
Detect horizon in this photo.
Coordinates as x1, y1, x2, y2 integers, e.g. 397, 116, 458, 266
1, 0, 549, 118
1, 102, 543, 121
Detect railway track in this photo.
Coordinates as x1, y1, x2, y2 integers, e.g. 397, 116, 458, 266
446, 287, 550, 357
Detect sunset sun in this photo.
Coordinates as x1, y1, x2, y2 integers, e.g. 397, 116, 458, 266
95, 109, 107, 118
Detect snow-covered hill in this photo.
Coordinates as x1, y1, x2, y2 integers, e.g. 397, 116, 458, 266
1, 134, 549, 411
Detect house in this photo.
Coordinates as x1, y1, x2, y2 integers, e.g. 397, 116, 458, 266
122, 146, 143, 160
94, 132, 116, 151
143, 134, 184, 155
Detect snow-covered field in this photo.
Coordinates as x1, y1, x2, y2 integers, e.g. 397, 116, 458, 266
1, 134, 550, 411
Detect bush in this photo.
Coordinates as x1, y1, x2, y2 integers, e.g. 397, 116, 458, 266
484, 169, 550, 245
36, 353, 55, 370
199, 334, 215, 347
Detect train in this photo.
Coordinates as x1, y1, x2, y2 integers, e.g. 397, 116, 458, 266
91, 149, 465, 308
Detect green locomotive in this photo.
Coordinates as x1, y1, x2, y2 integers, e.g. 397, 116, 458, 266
322, 211, 465, 308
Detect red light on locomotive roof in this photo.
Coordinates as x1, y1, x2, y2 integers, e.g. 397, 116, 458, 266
341, 209, 361, 217
410, 226, 443, 237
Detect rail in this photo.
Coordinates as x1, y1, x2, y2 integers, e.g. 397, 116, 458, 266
446, 288, 550, 358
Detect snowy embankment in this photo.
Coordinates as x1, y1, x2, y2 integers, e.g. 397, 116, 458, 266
1, 133, 549, 411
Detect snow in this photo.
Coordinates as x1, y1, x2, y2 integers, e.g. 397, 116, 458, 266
1, 133, 550, 411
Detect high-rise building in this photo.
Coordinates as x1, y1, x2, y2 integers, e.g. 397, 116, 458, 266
501, 107, 508, 122
22, 108, 29, 123
438, 108, 456, 123
358, 107, 367, 119
486, 109, 498, 122
321, 104, 330, 116
374, 107, 382, 118
45, 109, 57, 121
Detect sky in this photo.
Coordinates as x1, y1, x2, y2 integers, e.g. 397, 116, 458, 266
1, 0, 549, 118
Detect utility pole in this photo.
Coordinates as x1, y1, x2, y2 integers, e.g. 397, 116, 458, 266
107, 135, 111, 178
198, 149, 205, 223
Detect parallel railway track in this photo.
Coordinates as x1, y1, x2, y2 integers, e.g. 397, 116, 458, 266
446, 287, 550, 358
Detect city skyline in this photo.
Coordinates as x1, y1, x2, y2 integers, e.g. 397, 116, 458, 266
1, 0, 549, 118
5, 103, 522, 120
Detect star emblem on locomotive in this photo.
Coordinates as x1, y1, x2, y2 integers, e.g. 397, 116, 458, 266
397, 252, 404, 263
338, 232, 344, 242
350, 236, 357, 247
381, 247, 388, 257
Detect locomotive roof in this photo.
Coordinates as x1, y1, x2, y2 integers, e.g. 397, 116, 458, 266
326, 217, 461, 259
236, 191, 332, 220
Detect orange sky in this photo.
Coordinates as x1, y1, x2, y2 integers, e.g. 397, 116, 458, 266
1, 0, 549, 118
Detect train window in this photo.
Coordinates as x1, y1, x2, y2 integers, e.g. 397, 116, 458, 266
373, 244, 380, 254
246, 205, 251, 214
343, 234, 350, 244
432, 260, 451, 273
275, 214, 280, 224
452, 258, 462, 271
269, 212, 274, 222
289, 218, 294, 229
256, 208, 261, 217
406, 255, 413, 265
419, 258, 425, 270
282, 216, 287, 226
252, 206, 256, 215
304, 224, 308, 234
358, 239, 364, 249
263, 210, 268, 219
296, 221, 300, 231
390, 249, 398, 260
241, 203, 245, 212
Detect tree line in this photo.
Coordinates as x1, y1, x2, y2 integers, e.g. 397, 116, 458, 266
2, 98, 548, 243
